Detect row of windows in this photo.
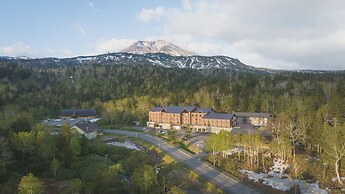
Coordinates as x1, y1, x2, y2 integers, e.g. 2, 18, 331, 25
152, 113, 204, 117
192, 114, 203, 117
151, 118, 230, 124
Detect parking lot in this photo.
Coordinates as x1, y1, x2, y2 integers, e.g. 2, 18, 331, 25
42, 118, 101, 127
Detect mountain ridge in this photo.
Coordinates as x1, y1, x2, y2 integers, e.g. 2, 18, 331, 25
0, 52, 265, 73
2, 52, 343, 74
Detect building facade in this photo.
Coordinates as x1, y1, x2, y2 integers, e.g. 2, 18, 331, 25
148, 106, 234, 133
147, 106, 271, 133
234, 112, 271, 127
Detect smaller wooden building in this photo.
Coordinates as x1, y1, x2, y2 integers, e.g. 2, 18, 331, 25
71, 122, 98, 139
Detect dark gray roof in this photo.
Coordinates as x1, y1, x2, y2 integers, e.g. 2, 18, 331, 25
234, 112, 271, 118
203, 112, 234, 120
193, 108, 212, 113
150, 106, 197, 113
165, 106, 196, 113
60, 109, 97, 117
74, 122, 98, 133
150, 107, 164, 112
60, 110, 75, 117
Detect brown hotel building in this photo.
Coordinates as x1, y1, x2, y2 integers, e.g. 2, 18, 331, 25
147, 106, 237, 133
147, 106, 271, 133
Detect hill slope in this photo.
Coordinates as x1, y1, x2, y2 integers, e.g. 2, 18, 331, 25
0, 52, 264, 73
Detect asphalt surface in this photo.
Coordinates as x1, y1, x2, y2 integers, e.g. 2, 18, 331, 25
103, 129, 261, 194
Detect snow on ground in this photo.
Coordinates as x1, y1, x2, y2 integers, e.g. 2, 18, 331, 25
263, 176, 294, 191
239, 170, 267, 183
331, 177, 345, 182
239, 169, 294, 191
240, 159, 328, 193
222, 147, 244, 156
296, 181, 328, 194
268, 159, 290, 178
107, 141, 141, 150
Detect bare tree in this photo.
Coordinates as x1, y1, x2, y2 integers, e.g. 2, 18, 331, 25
322, 123, 345, 185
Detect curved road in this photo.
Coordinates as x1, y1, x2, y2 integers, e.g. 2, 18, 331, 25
103, 129, 260, 194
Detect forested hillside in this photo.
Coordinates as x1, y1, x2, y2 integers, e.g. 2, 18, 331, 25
0, 62, 344, 126
0, 62, 345, 193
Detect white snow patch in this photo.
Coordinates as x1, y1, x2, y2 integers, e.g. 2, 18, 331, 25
240, 169, 294, 191
240, 159, 328, 193
268, 159, 290, 178
331, 177, 345, 182
297, 181, 328, 194
263, 176, 295, 191
222, 147, 244, 156
76, 57, 93, 63
107, 141, 141, 150
239, 170, 267, 182
89, 118, 101, 123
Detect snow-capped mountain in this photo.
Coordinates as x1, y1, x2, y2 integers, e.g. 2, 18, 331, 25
121, 40, 195, 56
0, 52, 265, 72
0, 40, 268, 73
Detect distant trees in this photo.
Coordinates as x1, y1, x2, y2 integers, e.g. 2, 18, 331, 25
1, 61, 345, 191
132, 164, 159, 194
18, 173, 42, 194
322, 123, 345, 185
11, 131, 35, 161
50, 158, 60, 179
0, 137, 12, 179
58, 124, 81, 166
169, 186, 187, 194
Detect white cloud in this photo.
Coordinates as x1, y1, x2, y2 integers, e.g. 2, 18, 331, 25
88, 2, 94, 8
73, 21, 86, 36
94, 38, 136, 53
0, 43, 74, 58
137, 0, 345, 70
137, 6, 176, 22
0, 42, 35, 57
43, 47, 73, 57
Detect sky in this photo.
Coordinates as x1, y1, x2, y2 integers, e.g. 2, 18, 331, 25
0, 0, 345, 70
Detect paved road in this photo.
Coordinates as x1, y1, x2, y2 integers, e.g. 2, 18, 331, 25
103, 129, 260, 194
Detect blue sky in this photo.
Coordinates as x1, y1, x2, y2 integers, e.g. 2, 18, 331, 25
0, 0, 176, 56
1, 0, 345, 70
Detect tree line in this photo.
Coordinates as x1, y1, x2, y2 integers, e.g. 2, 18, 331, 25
0, 62, 345, 192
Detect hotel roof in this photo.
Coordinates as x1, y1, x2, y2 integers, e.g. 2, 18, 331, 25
60, 109, 97, 117
193, 107, 213, 113
234, 112, 271, 118
150, 106, 197, 113
203, 112, 235, 120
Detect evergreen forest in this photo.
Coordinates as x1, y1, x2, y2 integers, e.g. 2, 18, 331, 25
0, 62, 345, 193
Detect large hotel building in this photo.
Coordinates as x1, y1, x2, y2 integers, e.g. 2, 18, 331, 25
147, 106, 271, 133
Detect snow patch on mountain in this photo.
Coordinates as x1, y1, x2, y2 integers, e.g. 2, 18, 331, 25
121, 40, 195, 56
0, 52, 265, 73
